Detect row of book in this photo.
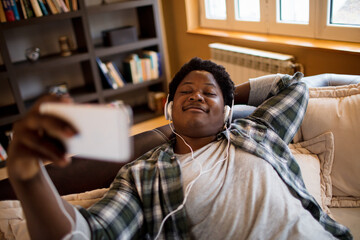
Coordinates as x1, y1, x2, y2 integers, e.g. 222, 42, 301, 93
123, 51, 160, 84
96, 57, 126, 89
97, 51, 161, 89
0, 0, 78, 22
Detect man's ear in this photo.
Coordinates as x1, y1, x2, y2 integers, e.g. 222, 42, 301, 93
224, 105, 231, 124
224, 99, 234, 125
165, 95, 173, 121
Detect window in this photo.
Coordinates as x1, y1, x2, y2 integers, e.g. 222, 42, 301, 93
205, 0, 227, 20
199, 0, 360, 43
235, 0, 260, 22
278, 0, 309, 24
330, 0, 360, 26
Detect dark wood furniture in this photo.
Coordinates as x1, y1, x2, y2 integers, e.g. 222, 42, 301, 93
0, 0, 167, 136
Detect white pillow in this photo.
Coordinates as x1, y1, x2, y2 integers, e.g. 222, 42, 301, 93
293, 83, 360, 203
289, 132, 334, 214
62, 188, 108, 208
0, 188, 108, 240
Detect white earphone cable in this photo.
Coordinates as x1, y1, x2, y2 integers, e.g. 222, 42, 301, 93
154, 120, 231, 240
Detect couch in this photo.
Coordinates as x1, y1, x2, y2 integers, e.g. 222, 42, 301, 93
0, 73, 359, 239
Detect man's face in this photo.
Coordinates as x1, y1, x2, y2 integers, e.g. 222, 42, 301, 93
172, 70, 225, 138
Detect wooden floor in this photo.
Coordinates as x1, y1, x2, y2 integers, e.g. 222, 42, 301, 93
130, 115, 169, 136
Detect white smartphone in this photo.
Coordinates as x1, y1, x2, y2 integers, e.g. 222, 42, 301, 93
39, 102, 132, 162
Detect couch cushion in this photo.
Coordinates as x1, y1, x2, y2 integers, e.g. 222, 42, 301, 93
0, 188, 108, 240
289, 132, 334, 214
329, 207, 360, 240
293, 83, 360, 200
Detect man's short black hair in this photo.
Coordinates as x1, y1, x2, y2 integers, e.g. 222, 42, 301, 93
168, 57, 235, 106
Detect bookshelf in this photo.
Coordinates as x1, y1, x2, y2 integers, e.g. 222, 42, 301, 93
0, 0, 167, 137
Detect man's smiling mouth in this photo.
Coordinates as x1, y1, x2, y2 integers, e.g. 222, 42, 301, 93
183, 105, 208, 112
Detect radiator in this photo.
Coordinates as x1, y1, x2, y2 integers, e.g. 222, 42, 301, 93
209, 43, 303, 85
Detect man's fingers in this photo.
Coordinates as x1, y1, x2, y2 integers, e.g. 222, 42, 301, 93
30, 94, 74, 113
39, 114, 78, 139
19, 130, 66, 161
13, 115, 71, 163
7, 95, 76, 180
17, 111, 78, 140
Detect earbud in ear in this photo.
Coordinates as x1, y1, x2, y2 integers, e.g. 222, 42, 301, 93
224, 105, 231, 123
165, 100, 173, 121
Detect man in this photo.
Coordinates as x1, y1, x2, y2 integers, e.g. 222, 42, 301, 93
7, 57, 351, 239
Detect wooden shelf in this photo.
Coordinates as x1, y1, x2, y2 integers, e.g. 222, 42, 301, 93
70, 86, 98, 102
73, 93, 99, 103
0, 0, 167, 129
12, 52, 90, 71
86, 0, 153, 14
102, 78, 162, 97
0, 11, 83, 29
95, 38, 159, 57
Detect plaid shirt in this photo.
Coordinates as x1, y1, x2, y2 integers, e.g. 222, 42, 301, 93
78, 74, 352, 240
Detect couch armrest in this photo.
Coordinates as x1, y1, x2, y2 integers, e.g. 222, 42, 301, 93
301, 73, 360, 87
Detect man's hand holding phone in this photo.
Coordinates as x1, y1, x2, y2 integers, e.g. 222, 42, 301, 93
7, 95, 78, 180
7, 94, 132, 181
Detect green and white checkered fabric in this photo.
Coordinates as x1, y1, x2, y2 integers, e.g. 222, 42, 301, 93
78, 73, 352, 240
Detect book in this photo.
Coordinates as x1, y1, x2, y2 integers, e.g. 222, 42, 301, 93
102, 63, 118, 88
96, 57, 118, 89
45, 0, 58, 14
157, 52, 162, 77
111, 62, 127, 85
71, 0, 76, 10
18, 0, 27, 19
15, 0, 25, 19
2, 0, 15, 21
147, 91, 166, 113
30, 0, 42, 16
142, 50, 159, 80
57, 0, 68, 12
130, 54, 143, 83
9, 0, 20, 20
106, 62, 125, 87
0, 0, 7, 22
63, 0, 69, 10
37, 0, 48, 15
38, 0, 49, 13
50, 0, 61, 13
140, 58, 151, 81
22, 0, 34, 18
123, 57, 137, 83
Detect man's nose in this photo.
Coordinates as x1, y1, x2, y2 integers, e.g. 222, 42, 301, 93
189, 92, 204, 102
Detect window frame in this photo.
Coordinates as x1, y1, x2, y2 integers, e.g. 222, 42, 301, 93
198, 0, 360, 43
199, 0, 228, 30
267, 0, 316, 38
316, 0, 360, 42
229, 0, 267, 33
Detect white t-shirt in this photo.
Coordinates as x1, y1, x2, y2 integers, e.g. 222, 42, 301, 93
176, 139, 335, 240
